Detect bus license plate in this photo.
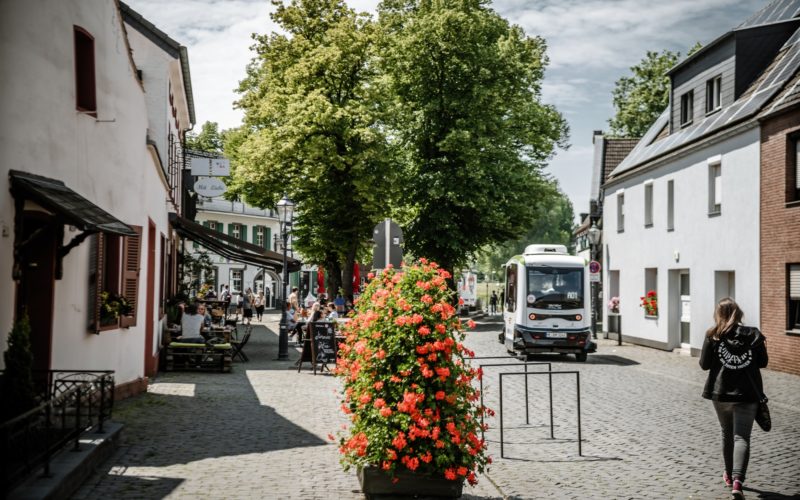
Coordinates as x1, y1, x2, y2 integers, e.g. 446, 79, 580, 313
548, 332, 567, 338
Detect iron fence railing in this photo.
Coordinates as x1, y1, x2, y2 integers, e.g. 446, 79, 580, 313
0, 370, 114, 496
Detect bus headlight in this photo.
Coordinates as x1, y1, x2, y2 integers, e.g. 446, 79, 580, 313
528, 313, 537, 320
575, 314, 582, 321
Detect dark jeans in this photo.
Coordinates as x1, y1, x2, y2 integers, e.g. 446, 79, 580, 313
712, 400, 758, 481
255, 305, 265, 319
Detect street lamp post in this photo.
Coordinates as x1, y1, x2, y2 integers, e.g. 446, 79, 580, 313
276, 195, 295, 361
587, 223, 601, 341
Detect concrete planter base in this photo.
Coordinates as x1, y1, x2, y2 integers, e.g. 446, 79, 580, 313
358, 466, 464, 499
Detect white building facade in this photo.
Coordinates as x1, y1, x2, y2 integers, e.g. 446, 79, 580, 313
602, 7, 800, 354
0, 0, 194, 396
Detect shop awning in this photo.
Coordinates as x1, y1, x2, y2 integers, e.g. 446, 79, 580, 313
9, 170, 137, 236
169, 213, 302, 273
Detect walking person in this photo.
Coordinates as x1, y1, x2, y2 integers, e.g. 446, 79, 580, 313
700, 298, 768, 499
489, 291, 498, 315
242, 288, 254, 325
254, 291, 265, 321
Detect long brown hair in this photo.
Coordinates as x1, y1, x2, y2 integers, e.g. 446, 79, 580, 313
706, 297, 743, 339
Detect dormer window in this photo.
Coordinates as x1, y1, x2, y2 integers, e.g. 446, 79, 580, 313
680, 91, 694, 127
706, 76, 721, 113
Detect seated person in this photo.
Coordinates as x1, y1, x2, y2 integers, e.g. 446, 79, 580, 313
326, 302, 339, 320
179, 303, 206, 343
197, 303, 213, 328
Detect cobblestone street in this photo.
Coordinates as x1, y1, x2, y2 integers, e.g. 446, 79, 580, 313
75, 314, 800, 499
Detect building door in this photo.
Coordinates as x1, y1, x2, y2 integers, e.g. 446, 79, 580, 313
144, 220, 157, 377
680, 271, 691, 347
15, 212, 57, 374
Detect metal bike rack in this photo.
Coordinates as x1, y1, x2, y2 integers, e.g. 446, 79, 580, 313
498, 370, 582, 458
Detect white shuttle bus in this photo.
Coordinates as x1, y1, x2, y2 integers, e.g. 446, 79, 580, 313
500, 244, 596, 361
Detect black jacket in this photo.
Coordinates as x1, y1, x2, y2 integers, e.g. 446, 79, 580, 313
700, 326, 768, 402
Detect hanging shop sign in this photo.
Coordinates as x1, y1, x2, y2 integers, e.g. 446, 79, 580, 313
190, 157, 230, 177
193, 177, 226, 198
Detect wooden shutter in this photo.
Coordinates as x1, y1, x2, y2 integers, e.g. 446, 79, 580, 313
790, 264, 800, 299
88, 233, 104, 333
265, 227, 272, 250
228, 223, 234, 236
216, 222, 223, 233
120, 226, 142, 327
241, 224, 248, 241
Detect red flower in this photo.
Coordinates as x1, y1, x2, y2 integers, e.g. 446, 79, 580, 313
392, 433, 407, 450
457, 466, 468, 476
380, 407, 393, 417
435, 390, 445, 400
444, 468, 457, 480
418, 325, 431, 336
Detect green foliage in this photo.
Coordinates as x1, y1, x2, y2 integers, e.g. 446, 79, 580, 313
99, 292, 133, 325
608, 44, 702, 138
230, 0, 396, 297
185, 121, 224, 154
180, 250, 216, 296
336, 261, 489, 483
2, 315, 38, 420
476, 184, 575, 277
378, 0, 569, 273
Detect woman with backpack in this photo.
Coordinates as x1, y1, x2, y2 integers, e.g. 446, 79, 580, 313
700, 298, 768, 499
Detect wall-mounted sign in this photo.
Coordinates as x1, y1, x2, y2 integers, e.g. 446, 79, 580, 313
190, 157, 230, 177
194, 177, 226, 198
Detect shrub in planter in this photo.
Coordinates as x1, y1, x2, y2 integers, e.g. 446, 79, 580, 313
640, 290, 658, 316
335, 260, 491, 491
2, 315, 38, 421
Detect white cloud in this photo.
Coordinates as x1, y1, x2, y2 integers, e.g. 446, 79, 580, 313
124, 0, 767, 219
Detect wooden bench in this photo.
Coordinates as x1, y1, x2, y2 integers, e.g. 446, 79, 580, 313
164, 342, 232, 373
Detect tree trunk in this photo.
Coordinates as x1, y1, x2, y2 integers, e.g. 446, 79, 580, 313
324, 254, 341, 301
341, 244, 358, 301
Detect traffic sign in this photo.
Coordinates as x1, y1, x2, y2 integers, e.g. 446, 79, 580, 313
589, 260, 601, 282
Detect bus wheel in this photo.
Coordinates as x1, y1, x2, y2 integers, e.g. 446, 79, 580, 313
575, 352, 588, 362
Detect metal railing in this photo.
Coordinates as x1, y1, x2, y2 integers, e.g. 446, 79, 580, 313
0, 370, 114, 495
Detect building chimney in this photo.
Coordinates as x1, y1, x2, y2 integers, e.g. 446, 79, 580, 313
592, 130, 603, 144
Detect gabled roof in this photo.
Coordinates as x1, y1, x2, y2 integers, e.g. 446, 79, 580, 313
609, 23, 800, 181
118, 1, 196, 125
590, 135, 638, 200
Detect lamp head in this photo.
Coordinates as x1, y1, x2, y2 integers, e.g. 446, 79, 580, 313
276, 195, 295, 224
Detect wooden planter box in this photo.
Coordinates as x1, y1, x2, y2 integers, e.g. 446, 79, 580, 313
358, 466, 464, 499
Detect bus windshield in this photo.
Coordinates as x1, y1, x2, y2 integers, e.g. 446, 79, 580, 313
526, 266, 583, 310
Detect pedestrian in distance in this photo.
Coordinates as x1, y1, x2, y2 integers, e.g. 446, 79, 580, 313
288, 287, 299, 311
500, 290, 505, 311
254, 291, 265, 321
242, 288, 253, 325
700, 298, 768, 499
490, 290, 498, 315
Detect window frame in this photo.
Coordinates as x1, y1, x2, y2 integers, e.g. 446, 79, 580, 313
505, 263, 517, 313
231, 269, 243, 294
644, 267, 658, 318
644, 182, 654, 228
73, 26, 97, 116
617, 192, 625, 233
789, 264, 800, 333
708, 162, 722, 216
788, 133, 800, 205
705, 75, 722, 114
667, 179, 675, 231
680, 91, 694, 127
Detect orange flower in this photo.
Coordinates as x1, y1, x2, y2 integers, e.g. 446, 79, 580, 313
444, 468, 456, 480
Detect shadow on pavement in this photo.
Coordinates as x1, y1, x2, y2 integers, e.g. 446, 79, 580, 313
744, 486, 800, 499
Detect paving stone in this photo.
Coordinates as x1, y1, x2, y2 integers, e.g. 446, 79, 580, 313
74, 314, 800, 499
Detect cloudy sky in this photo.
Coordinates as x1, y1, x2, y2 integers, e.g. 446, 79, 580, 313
126, 0, 766, 219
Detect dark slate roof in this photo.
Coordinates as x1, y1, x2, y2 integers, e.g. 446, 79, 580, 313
609, 27, 800, 180
738, 0, 800, 29
760, 65, 800, 116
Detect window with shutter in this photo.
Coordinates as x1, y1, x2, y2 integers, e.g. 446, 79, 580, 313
617, 193, 625, 232
789, 264, 800, 331
667, 180, 675, 231
120, 226, 142, 327
240, 224, 248, 241
265, 227, 272, 250
89, 232, 123, 332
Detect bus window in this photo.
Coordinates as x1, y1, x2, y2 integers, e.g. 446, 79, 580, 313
505, 264, 517, 312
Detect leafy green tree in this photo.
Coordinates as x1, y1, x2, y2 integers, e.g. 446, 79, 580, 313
378, 0, 568, 279
476, 183, 575, 278
608, 44, 702, 138
229, 0, 396, 298
185, 121, 224, 154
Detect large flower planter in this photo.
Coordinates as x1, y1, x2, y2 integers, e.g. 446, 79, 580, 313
358, 466, 464, 499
